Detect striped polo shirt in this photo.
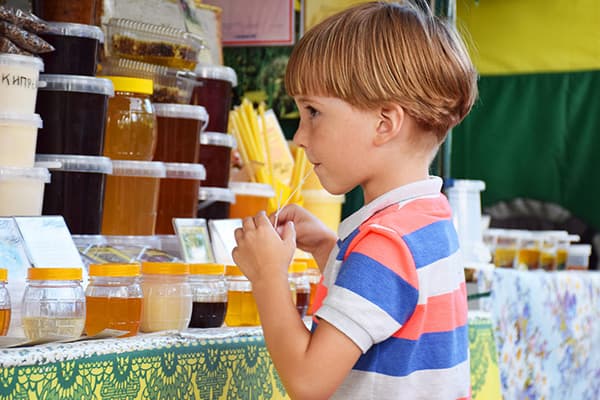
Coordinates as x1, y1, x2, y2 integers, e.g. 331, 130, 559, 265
312, 177, 470, 399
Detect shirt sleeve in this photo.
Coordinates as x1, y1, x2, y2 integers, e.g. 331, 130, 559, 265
315, 224, 419, 353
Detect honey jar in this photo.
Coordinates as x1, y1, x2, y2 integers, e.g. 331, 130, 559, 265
0, 268, 10, 336
188, 263, 227, 328
224, 265, 259, 327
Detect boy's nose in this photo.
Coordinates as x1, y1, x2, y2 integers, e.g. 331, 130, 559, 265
292, 124, 306, 148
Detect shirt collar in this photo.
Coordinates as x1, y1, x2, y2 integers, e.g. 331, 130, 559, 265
338, 176, 443, 240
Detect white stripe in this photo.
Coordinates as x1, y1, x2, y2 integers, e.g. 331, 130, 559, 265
331, 359, 471, 400
317, 286, 401, 351
417, 250, 465, 304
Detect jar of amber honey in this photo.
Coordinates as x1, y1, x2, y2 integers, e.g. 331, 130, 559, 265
288, 260, 310, 318
0, 268, 10, 336
224, 265, 259, 327
85, 263, 142, 337
188, 263, 227, 328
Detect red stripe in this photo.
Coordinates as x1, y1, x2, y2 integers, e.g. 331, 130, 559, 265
310, 279, 328, 319
393, 282, 468, 340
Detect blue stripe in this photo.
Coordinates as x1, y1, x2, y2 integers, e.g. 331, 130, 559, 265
337, 228, 360, 261
402, 220, 459, 268
354, 324, 469, 377
335, 252, 418, 325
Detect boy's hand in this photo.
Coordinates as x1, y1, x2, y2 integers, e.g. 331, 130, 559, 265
232, 211, 296, 284
270, 204, 337, 268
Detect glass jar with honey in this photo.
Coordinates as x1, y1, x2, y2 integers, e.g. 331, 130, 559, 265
188, 263, 227, 328
140, 262, 192, 332
299, 257, 321, 316
0, 268, 10, 335
224, 265, 260, 327
21, 268, 85, 341
85, 263, 142, 337
289, 260, 310, 318
102, 76, 157, 161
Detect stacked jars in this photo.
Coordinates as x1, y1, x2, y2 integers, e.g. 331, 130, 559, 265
21, 268, 85, 340
84, 263, 142, 337
188, 263, 228, 328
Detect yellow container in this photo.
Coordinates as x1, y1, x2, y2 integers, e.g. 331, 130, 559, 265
228, 182, 275, 219
302, 189, 345, 233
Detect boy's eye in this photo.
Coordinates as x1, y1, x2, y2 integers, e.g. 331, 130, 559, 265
306, 106, 319, 118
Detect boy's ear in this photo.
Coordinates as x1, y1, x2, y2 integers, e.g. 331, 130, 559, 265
374, 103, 405, 146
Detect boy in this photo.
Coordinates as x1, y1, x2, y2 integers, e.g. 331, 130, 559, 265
232, 1, 478, 399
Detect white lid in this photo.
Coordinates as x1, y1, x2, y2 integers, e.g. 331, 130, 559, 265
193, 64, 238, 86
568, 244, 592, 256
0, 113, 43, 128
36, 154, 113, 174
445, 179, 486, 191
198, 186, 236, 203
111, 160, 166, 178
0, 54, 44, 71
40, 74, 115, 96
154, 104, 208, 122
43, 22, 104, 42
230, 182, 275, 198
0, 166, 50, 183
302, 189, 345, 203
200, 132, 236, 148
164, 163, 206, 180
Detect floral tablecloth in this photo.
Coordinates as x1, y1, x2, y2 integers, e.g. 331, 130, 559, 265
480, 269, 600, 400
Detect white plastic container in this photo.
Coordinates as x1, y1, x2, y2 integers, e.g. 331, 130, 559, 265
0, 167, 50, 216
445, 179, 490, 263
0, 113, 43, 167
0, 54, 44, 114
566, 244, 592, 270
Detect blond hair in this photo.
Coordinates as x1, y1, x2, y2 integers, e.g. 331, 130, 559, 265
285, 1, 478, 141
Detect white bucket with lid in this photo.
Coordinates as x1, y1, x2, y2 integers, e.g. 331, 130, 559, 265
0, 113, 43, 167
0, 166, 50, 216
0, 54, 44, 114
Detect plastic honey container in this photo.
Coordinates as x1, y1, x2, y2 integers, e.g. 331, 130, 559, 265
102, 76, 157, 161
0, 54, 44, 115
298, 257, 321, 316
155, 163, 206, 234
302, 190, 345, 233
225, 265, 259, 327
199, 132, 236, 188
39, 22, 104, 76
102, 160, 166, 235
0, 113, 43, 167
566, 244, 592, 271
0, 166, 50, 216
229, 182, 275, 219
85, 263, 142, 337
289, 260, 310, 318
188, 263, 227, 328
33, 0, 98, 25
21, 268, 85, 340
189, 64, 238, 132
153, 104, 208, 163
0, 269, 10, 336
36, 154, 112, 235
198, 187, 236, 220
140, 262, 192, 332
36, 74, 114, 156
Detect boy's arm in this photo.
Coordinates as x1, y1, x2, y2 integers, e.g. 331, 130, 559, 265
252, 276, 362, 400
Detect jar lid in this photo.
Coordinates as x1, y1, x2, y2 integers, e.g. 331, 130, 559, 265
200, 132, 237, 148
40, 74, 115, 96
154, 103, 208, 121
89, 263, 141, 277
0, 268, 7, 281
225, 265, 245, 277
36, 154, 113, 174
288, 260, 307, 273
142, 262, 189, 275
0, 112, 43, 128
198, 186, 236, 203
193, 64, 238, 87
101, 75, 153, 95
165, 162, 206, 180
111, 160, 167, 178
43, 22, 104, 42
444, 179, 486, 192
0, 166, 50, 183
27, 267, 82, 281
230, 182, 275, 198
189, 263, 225, 275
0, 53, 44, 71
